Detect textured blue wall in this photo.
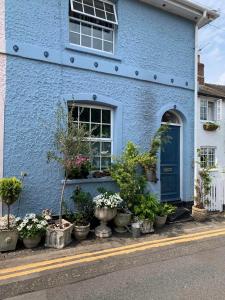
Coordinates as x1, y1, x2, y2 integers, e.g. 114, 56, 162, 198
3, 0, 195, 216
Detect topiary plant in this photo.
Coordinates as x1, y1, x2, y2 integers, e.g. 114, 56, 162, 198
0, 177, 22, 229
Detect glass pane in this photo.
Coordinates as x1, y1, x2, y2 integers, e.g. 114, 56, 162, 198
79, 107, 90, 122
75, 0, 82, 2
92, 157, 100, 169
79, 122, 90, 133
74, 2, 83, 12
96, 9, 106, 19
84, 5, 95, 15
81, 35, 92, 47
81, 23, 92, 36
91, 142, 100, 155
106, 12, 115, 22
93, 26, 102, 39
83, 0, 93, 6
162, 111, 180, 124
70, 21, 80, 33
94, 0, 104, 10
69, 32, 80, 45
101, 157, 111, 169
101, 142, 111, 156
103, 29, 113, 42
103, 41, 113, 53
102, 109, 111, 123
93, 38, 102, 50
91, 124, 101, 137
102, 125, 111, 138
91, 108, 101, 123
105, 3, 114, 13
69, 105, 78, 121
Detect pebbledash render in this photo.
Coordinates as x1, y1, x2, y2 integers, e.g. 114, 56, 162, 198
0, 0, 218, 216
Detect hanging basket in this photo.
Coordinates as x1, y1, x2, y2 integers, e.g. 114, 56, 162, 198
203, 122, 219, 131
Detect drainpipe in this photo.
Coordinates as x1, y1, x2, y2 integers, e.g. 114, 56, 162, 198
194, 11, 207, 200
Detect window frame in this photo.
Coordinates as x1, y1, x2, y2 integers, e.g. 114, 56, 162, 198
200, 147, 216, 168
200, 98, 222, 122
71, 103, 113, 172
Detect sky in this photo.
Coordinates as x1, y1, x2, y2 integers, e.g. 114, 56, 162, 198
195, 0, 225, 84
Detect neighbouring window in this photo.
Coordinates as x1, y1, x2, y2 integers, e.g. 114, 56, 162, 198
69, 0, 118, 54
200, 99, 222, 121
70, 104, 113, 171
200, 147, 216, 168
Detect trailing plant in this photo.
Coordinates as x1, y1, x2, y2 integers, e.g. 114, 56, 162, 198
195, 149, 212, 209
134, 194, 158, 221
0, 177, 22, 229
47, 102, 92, 227
16, 214, 48, 239
203, 122, 219, 131
155, 203, 176, 217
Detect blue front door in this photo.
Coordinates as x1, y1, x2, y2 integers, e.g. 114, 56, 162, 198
160, 125, 180, 202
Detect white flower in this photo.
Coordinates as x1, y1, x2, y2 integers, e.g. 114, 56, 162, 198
27, 225, 32, 230
37, 224, 43, 229
33, 218, 39, 223
93, 193, 123, 208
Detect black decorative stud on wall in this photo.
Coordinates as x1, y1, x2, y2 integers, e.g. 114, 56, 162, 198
171, 79, 174, 83
44, 51, 49, 58
135, 71, 139, 76
185, 81, 189, 86
154, 74, 157, 80
93, 94, 97, 101
70, 57, 75, 63
115, 66, 119, 72
94, 62, 98, 68
13, 45, 19, 52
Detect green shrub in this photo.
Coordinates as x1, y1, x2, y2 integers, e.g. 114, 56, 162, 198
134, 194, 158, 221
155, 203, 176, 217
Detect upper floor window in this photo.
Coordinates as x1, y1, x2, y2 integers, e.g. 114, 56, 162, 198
200, 147, 216, 168
69, 0, 118, 54
200, 99, 222, 122
70, 104, 113, 171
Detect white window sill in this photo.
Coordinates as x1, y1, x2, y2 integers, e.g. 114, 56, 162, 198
62, 176, 114, 185
65, 44, 122, 62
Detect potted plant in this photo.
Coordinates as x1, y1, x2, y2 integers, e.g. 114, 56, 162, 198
192, 150, 212, 222
46, 103, 92, 249
16, 214, 48, 249
93, 191, 123, 238
134, 194, 158, 234
0, 177, 22, 251
70, 187, 94, 241
67, 155, 91, 179
203, 122, 219, 131
155, 203, 176, 228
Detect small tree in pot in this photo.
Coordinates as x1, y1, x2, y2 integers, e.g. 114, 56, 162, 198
192, 150, 212, 222
46, 103, 92, 249
155, 203, 176, 228
0, 177, 22, 251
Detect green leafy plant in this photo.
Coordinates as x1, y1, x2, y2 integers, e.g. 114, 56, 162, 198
134, 194, 158, 221
0, 177, 22, 229
203, 122, 219, 131
195, 150, 212, 209
47, 103, 92, 227
155, 203, 176, 217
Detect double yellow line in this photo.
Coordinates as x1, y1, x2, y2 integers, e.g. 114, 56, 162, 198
1, 227, 225, 282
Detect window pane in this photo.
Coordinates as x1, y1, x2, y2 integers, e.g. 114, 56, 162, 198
84, 5, 95, 15
91, 142, 100, 155
74, 2, 83, 12
102, 109, 111, 123
81, 23, 92, 36
103, 29, 113, 42
93, 26, 102, 38
70, 21, 80, 33
81, 35, 92, 47
83, 0, 93, 6
96, 9, 106, 19
103, 41, 113, 53
102, 125, 111, 138
91, 108, 101, 123
79, 122, 90, 133
79, 107, 90, 122
91, 124, 101, 137
69, 32, 80, 45
94, 0, 104, 10
102, 142, 111, 156
93, 38, 102, 50
208, 102, 215, 121
105, 3, 114, 13
106, 12, 115, 22
101, 157, 111, 169
69, 106, 78, 121
92, 157, 100, 169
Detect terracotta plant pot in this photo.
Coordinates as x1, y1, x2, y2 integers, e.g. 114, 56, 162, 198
155, 215, 167, 228
192, 205, 208, 222
74, 223, 90, 241
140, 219, 154, 234
94, 207, 117, 238
45, 219, 74, 249
23, 235, 42, 249
0, 229, 18, 252
114, 212, 132, 233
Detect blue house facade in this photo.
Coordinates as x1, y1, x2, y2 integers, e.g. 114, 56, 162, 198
0, 0, 218, 216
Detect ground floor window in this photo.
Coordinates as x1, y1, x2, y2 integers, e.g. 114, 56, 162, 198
70, 104, 113, 171
200, 147, 216, 168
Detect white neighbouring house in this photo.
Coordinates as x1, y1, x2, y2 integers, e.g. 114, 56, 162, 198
197, 57, 225, 211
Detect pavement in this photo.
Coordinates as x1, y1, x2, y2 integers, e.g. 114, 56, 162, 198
1, 214, 225, 299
